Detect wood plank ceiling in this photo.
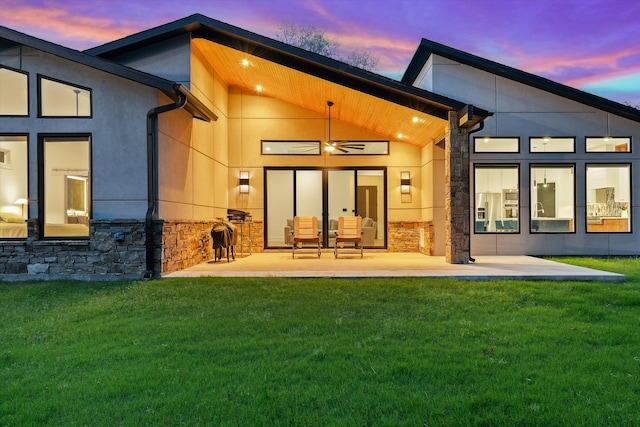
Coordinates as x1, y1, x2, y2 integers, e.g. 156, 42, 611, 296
194, 39, 447, 147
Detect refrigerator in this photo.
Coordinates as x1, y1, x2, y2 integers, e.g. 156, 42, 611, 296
475, 193, 501, 232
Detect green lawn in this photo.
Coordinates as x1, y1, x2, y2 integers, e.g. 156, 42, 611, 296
1, 258, 640, 426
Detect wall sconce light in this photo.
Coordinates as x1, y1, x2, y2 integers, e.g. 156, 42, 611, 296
14, 198, 28, 218
239, 171, 250, 194
400, 171, 411, 194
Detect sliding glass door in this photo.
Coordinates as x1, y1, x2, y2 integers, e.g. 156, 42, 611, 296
265, 168, 386, 248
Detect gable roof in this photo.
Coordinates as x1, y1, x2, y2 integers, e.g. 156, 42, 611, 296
0, 25, 216, 122
85, 14, 490, 144
402, 38, 640, 124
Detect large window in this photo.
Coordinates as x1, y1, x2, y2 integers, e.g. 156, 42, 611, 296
474, 137, 519, 153
0, 135, 28, 239
39, 76, 91, 117
0, 67, 28, 116
41, 136, 91, 238
530, 165, 575, 233
586, 164, 631, 232
474, 165, 519, 233
586, 137, 631, 153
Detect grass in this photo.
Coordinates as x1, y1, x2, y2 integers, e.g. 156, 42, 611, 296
1, 258, 640, 426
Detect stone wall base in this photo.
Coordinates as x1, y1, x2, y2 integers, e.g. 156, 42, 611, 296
0, 219, 147, 281
387, 221, 434, 255
160, 220, 264, 276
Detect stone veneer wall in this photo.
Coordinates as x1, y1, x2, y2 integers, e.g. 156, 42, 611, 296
0, 219, 147, 281
445, 111, 470, 263
160, 220, 264, 276
387, 221, 434, 255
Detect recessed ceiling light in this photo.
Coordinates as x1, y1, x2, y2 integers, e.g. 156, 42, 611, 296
412, 117, 419, 123
256, 85, 262, 92
241, 59, 249, 67
397, 133, 403, 139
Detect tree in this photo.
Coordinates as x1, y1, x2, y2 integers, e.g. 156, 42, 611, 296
276, 23, 339, 58
275, 23, 379, 71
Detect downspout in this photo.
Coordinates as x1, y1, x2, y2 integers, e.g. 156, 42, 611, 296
144, 90, 187, 278
466, 119, 485, 263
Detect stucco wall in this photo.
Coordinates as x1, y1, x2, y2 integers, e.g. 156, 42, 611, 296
0, 45, 158, 220
226, 89, 425, 224
421, 141, 446, 255
156, 41, 230, 221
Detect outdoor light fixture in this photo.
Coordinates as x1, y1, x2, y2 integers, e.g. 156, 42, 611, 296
400, 171, 411, 194
239, 171, 250, 194
14, 198, 27, 218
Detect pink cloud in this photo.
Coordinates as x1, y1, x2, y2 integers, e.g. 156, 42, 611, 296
1, 4, 140, 47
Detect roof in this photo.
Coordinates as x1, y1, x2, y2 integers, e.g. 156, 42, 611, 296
0, 25, 216, 122
86, 14, 490, 145
402, 38, 640, 124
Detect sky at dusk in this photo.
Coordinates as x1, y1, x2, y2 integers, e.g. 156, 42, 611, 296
1, 0, 638, 105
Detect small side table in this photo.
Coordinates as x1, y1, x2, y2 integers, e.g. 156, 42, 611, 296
231, 220, 252, 257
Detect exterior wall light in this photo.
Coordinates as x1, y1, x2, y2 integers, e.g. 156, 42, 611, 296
400, 171, 411, 194
239, 171, 250, 194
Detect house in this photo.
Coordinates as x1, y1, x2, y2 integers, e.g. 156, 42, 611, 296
0, 13, 638, 280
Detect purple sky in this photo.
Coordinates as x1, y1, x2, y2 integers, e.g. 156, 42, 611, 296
2, 0, 638, 105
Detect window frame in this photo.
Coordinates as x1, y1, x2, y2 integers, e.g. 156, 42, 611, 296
529, 136, 576, 153
585, 163, 632, 234
585, 136, 632, 153
0, 134, 29, 240
38, 133, 92, 240
261, 140, 321, 155
0, 65, 29, 117
473, 136, 520, 153
473, 163, 520, 234
37, 74, 93, 118
529, 163, 576, 234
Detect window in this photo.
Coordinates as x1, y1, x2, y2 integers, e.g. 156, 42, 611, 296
530, 165, 575, 233
586, 137, 631, 153
0, 135, 28, 239
473, 137, 519, 153
262, 140, 321, 155
328, 140, 389, 155
530, 137, 574, 153
41, 135, 91, 238
39, 76, 91, 117
586, 164, 631, 232
0, 67, 28, 116
474, 165, 519, 233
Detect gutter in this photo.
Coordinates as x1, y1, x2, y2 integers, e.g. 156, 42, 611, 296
465, 108, 488, 264
142, 84, 217, 279
144, 87, 187, 279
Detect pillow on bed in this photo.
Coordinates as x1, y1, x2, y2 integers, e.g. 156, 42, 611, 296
0, 212, 25, 223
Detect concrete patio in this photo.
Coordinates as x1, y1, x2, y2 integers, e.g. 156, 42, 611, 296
164, 251, 625, 282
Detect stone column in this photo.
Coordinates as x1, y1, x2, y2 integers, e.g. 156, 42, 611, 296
445, 111, 470, 263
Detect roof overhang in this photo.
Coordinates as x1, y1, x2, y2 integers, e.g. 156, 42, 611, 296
403, 38, 640, 124
0, 25, 216, 123
87, 14, 491, 147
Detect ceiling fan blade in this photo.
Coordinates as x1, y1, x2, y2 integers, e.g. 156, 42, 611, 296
340, 144, 365, 150
335, 147, 349, 153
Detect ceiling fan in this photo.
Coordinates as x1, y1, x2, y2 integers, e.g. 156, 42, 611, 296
324, 101, 366, 154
